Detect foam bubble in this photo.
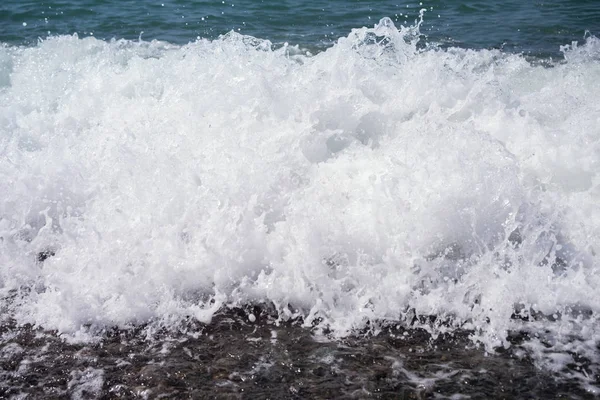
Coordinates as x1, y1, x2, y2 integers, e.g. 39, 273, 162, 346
0, 19, 599, 380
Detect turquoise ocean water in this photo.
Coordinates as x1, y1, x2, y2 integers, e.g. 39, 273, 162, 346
2, 0, 599, 56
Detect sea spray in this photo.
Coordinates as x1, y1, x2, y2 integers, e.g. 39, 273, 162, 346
0, 18, 599, 385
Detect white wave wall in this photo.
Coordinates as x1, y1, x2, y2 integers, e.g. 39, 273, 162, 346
0, 18, 599, 351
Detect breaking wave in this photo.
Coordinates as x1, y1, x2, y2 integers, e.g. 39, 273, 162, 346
1, 17, 599, 386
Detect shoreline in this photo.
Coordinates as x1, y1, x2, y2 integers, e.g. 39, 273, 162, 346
1, 308, 596, 399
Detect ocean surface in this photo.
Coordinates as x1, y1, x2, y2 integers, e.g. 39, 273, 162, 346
1, 0, 600, 398
2, 0, 600, 56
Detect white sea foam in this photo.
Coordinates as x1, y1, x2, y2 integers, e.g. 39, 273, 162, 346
0, 18, 599, 378
68, 367, 105, 400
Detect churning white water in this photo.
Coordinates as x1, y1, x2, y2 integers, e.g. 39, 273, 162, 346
0, 18, 599, 384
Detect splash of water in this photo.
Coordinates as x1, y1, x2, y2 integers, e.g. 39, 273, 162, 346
0, 18, 599, 384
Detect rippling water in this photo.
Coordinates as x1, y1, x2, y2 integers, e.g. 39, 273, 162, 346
1, 1, 600, 398
2, 0, 599, 55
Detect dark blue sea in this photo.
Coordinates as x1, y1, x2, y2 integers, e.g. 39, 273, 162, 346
1, 1, 600, 399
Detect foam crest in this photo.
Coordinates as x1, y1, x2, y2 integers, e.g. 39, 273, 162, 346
0, 20, 599, 377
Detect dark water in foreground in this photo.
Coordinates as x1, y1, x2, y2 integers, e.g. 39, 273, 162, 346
1, 309, 597, 399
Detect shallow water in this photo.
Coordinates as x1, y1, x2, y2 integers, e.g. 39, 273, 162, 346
1, 309, 597, 399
